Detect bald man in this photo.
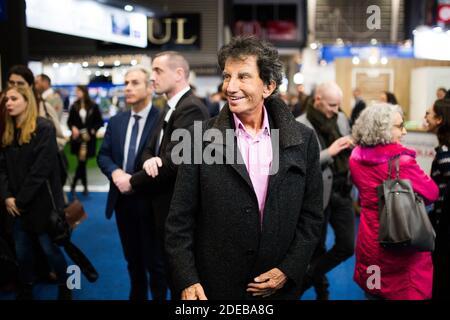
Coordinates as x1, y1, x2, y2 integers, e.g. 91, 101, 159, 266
126, 52, 209, 293
296, 82, 355, 300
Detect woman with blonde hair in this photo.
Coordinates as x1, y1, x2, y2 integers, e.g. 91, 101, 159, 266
350, 103, 438, 300
0, 86, 70, 300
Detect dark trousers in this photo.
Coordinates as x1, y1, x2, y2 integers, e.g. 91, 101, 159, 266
432, 231, 450, 299
309, 191, 355, 286
13, 220, 67, 285
72, 159, 87, 190
115, 193, 168, 300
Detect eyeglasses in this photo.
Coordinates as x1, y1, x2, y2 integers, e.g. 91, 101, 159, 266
8, 80, 27, 87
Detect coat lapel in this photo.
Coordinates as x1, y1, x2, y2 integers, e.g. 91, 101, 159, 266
118, 111, 131, 162
208, 107, 254, 192
136, 106, 159, 157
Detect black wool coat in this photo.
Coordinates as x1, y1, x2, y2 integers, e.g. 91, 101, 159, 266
165, 96, 324, 300
130, 89, 209, 240
67, 101, 104, 159
0, 117, 64, 234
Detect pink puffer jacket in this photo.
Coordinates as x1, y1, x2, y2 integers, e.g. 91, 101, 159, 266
349, 143, 438, 300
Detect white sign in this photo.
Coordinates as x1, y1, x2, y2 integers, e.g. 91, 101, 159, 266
26, 0, 147, 48
414, 26, 450, 61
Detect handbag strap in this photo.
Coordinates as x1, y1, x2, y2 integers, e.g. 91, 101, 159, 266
45, 180, 57, 211
387, 155, 401, 180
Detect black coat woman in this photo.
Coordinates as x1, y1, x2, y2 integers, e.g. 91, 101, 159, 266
0, 86, 70, 300
67, 85, 103, 196
424, 98, 450, 299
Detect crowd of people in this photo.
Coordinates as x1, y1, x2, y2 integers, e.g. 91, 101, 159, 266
0, 35, 449, 301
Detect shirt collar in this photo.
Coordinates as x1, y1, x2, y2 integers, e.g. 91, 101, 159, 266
233, 105, 271, 138
42, 88, 54, 100
167, 86, 190, 109
131, 101, 152, 120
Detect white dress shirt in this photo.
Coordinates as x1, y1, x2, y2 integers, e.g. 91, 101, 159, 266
123, 102, 153, 170
157, 86, 191, 148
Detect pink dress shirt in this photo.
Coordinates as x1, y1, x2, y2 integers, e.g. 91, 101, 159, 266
233, 106, 273, 225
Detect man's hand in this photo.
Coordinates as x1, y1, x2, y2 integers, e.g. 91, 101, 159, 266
246, 268, 287, 298
328, 136, 353, 157
111, 169, 126, 184
5, 197, 20, 217
112, 169, 132, 193
142, 157, 163, 178
181, 283, 208, 300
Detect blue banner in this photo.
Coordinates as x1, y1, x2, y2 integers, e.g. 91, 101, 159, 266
0, 0, 6, 22
320, 44, 414, 63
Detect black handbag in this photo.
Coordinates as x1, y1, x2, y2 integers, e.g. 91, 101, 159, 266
46, 182, 99, 282
46, 181, 71, 246
377, 155, 436, 251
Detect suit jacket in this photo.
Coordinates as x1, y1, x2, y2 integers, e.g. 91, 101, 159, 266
350, 99, 366, 127
130, 89, 209, 236
97, 107, 160, 219
165, 96, 324, 299
296, 112, 350, 208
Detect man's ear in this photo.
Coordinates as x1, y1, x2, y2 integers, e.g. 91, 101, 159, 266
436, 116, 443, 126
262, 80, 276, 99
175, 67, 184, 81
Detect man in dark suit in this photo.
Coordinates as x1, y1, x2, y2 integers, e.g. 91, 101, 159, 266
120, 52, 209, 290
97, 66, 167, 300
165, 36, 324, 300
350, 88, 366, 127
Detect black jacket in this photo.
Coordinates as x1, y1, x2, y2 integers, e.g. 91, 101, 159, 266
0, 117, 64, 233
165, 96, 324, 299
67, 101, 104, 158
130, 89, 209, 238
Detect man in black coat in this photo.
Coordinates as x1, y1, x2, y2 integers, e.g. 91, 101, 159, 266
350, 88, 366, 127
165, 36, 324, 300
121, 52, 209, 291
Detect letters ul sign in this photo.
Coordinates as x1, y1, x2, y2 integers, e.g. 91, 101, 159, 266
147, 14, 200, 47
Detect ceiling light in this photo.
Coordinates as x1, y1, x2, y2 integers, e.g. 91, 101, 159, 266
114, 60, 121, 67
293, 72, 304, 85
352, 56, 360, 65
124, 5, 134, 12
82, 61, 89, 67
98, 61, 105, 67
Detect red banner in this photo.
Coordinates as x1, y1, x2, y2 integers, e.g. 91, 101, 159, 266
437, 4, 450, 23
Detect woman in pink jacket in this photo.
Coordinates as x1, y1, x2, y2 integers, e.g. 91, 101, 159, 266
350, 103, 438, 300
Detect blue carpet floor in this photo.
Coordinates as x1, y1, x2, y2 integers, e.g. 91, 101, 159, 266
1, 192, 365, 300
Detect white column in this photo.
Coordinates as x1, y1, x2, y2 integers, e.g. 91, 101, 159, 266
390, 0, 401, 43
307, 0, 317, 45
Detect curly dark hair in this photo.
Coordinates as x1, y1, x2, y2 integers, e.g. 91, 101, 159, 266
434, 98, 450, 147
218, 36, 283, 95
8, 65, 35, 87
